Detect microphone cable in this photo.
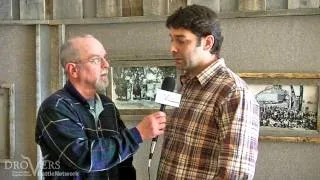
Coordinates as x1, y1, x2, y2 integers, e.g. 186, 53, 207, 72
148, 139, 157, 180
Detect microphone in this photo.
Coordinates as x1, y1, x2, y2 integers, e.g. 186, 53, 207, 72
148, 76, 175, 168
158, 76, 176, 114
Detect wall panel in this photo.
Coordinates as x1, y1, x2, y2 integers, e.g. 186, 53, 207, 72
0, 25, 36, 180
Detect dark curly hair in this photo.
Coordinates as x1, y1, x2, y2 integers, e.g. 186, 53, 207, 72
166, 4, 224, 56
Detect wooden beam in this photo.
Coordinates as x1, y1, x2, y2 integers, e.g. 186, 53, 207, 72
288, 0, 320, 9
238, 73, 320, 79
239, 0, 266, 11
260, 136, 320, 143
96, 0, 122, 17
220, 0, 238, 12
266, 0, 287, 10
187, 0, 220, 13
168, 0, 187, 14
83, 0, 96, 18
20, 0, 45, 20
53, 0, 83, 19
122, 0, 143, 16
143, 0, 167, 16
0, 0, 13, 20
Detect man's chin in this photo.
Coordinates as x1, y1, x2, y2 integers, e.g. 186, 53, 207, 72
96, 81, 108, 94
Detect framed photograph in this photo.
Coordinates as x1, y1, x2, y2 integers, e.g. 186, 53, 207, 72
110, 61, 177, 110
239, 73, 320, 143
0, 83, 15, 163
250, 84, 317, 130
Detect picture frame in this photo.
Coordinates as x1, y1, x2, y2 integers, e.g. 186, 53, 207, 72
109, 60, 177, 110
109, 63, 320, 143
239, 73, 320, 143
0, 83, 15, 163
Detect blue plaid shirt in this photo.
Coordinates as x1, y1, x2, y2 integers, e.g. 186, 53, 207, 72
35, 81, 142, 179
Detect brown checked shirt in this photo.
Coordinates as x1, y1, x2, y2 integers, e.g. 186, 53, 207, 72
157, 59, 260, 180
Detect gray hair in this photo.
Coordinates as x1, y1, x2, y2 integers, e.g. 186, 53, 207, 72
60, 34, 95, 69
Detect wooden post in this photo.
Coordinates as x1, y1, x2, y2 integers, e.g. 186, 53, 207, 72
20, 0, 45, 20
49, 25, 66, 89
96, 0, 122, 17
143, 0, 167, 16
239, 0, 266, 11
53, 0, 83, 19
122, 0, 142, 16
187, 0, 220, 13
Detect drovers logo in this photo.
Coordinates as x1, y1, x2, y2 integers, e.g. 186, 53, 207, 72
4, 154, 60, 177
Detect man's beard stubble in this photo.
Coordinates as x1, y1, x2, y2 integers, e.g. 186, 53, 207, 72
96, 79, 108, 95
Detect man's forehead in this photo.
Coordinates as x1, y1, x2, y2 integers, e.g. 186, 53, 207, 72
73, 36, 98, 45
72, 37, 106, 57
169, 28, 194, 37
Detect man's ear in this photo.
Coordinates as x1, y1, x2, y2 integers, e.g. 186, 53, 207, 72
203, 35, 215, 51
65, 63, 79, 78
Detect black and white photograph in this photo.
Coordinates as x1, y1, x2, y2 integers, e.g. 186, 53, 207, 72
112, 66, 176, 109
249, 84, 318, 130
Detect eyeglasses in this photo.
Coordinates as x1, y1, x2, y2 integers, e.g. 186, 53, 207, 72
69, 55, 110, 66
86, 55, 109, 65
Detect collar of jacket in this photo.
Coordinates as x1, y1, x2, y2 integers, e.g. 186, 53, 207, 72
63, 80, 90, 107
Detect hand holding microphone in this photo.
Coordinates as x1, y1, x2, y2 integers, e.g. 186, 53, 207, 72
134, 76, 179, 178
136, 111, 167, 140
136, 77, 176, 141
152, 77, 176, 140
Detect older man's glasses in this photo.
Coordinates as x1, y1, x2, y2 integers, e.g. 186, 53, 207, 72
86, 55, 109, 65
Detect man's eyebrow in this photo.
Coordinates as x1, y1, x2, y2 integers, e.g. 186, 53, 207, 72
88, 54, 100, 58
89, 54, 106, 58
169, 34, 186, 38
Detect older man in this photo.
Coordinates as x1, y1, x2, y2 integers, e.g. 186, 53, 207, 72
35, 34, 166, 179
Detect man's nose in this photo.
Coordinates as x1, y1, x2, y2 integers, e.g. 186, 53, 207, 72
170, 42, 178, 53
101, 58, 110, 68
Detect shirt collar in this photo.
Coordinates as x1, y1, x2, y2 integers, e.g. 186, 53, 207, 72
64, 80, 89, 106
180, 58, 226, 86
